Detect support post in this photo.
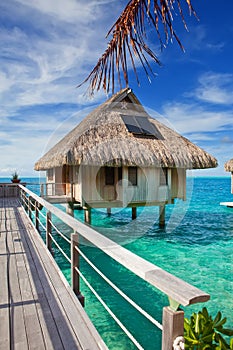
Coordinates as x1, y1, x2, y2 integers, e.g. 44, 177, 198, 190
66, 203, 74, 217
28, 196, 32, 219
35, 202, 39, 231
71, 232, 85, 306
84, 207, 91, 224
132, 207, 137, 220
71, 182, 74, 202
159, 205, 165, 227
162, 307, 184, 350
46, 211, 52, 253
40, 183, 44, 197
107, 208, 111, 216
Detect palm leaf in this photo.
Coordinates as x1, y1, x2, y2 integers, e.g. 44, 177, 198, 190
78, 0, 197, 95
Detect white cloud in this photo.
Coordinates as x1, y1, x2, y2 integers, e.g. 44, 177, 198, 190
190, 72, 233, 104
161, 101, 233, 134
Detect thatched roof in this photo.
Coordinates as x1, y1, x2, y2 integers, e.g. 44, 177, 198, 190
224, 159, 233, 172
35, 88, 217, 171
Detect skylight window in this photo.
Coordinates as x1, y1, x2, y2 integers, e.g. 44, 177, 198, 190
121, 115, 163, 139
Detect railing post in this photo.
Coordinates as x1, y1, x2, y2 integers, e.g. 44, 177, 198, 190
35, 202, 39, 231
71, 232, 85, 306
28, 196, 32, 219
46, 211, 52, 253
162, 306, 184, 350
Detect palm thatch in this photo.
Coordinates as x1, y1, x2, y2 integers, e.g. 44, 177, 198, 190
35, 88, 217, 171
224, 159, 233, 172
78, 0, 197, 95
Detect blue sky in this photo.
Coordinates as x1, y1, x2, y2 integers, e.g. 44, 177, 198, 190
0, 0, 233, 177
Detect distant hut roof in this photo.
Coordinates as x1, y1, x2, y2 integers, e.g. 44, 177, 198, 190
34, 88, 217, 171
224, 158, 233, 172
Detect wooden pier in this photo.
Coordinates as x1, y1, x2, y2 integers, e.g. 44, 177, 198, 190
0, 197, 106, 350
0, 184, 211, 350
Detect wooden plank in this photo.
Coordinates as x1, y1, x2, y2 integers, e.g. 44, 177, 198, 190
1, 198, 107, 350
4, 206, 28, 350
15, 213, 68, 350
0, 231, 10, 350
12, 228, 46, 350
18, 207, 107, 350
16, 202, 107, 350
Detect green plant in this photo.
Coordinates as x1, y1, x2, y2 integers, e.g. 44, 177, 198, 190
11, 171, 19, 180
184, 307, 233, 349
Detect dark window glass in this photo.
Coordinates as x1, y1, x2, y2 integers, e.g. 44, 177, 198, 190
128, 167, 137, 186
105, 167, 115, 185
47, 169, 53, 181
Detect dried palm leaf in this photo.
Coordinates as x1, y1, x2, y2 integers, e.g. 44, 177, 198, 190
78, 0, 197, 95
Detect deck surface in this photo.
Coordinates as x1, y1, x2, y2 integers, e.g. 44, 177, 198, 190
0, 198, 107, 350
220, 202, 233, 208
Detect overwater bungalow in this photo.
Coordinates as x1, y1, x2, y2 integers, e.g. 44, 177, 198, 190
224, 159, 233, 194
34, 88, 217, 224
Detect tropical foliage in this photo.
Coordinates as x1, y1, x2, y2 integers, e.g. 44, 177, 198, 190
79, 0, 197, 94
184, 307, 233, 349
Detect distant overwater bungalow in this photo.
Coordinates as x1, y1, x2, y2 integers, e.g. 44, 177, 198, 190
35, 88, 217, 224
220, 158, 233, 208
225, 158, 233, 193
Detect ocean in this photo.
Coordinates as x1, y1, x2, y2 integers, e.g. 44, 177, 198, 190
2, 176, 233, 349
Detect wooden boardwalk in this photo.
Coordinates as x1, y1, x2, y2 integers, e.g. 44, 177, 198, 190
0, 198, 107, 350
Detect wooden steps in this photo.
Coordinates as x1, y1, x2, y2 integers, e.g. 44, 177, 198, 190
0, 198, 107, 350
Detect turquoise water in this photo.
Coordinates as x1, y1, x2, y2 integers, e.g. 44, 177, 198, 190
3, 177, 233, 349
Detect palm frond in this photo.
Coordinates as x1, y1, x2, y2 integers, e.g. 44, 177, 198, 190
78, 0, 197, 95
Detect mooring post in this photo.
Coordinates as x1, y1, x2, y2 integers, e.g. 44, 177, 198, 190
159, 205, 166, 227
46, 211, 52, 253
107, 208, 111, 216
162, 306, 184, 350
71, 232, 85, 306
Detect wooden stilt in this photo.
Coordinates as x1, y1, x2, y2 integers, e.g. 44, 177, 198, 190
132, 207, 137, 220
159, 205, 165, 227
107, 208, 111, 216
84, 207, 91, 224
66, 203, 74, 217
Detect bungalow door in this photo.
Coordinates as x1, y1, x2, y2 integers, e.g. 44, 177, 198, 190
62, 165, 72, 195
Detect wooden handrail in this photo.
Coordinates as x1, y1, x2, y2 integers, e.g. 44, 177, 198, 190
18, 184, 209, 307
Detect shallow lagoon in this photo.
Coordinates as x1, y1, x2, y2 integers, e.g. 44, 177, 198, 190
55, 177, 233, 349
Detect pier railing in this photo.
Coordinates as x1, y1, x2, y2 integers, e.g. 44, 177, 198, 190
16, 184, 209, 350
40, 182, 73, 200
